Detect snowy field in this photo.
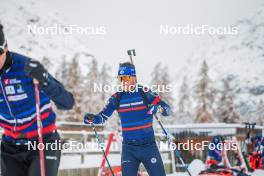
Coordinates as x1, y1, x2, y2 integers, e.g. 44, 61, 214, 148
60, 154, 121, 169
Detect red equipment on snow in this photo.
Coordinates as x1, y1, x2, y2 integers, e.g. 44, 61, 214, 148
249, 152, 263, 170
200, 137, 249, 176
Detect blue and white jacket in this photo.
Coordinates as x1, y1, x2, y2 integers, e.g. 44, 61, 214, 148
94, 86, 171, 140
0, 52, 74, 141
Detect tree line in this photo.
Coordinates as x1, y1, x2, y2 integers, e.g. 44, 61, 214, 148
41, 56, 264, 130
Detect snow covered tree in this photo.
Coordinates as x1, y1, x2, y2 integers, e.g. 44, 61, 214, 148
66, 54, 83, 121
55, 56, 69, 87
177, 76, 193, 123
55, 55, 83, 121
194, 60, 214, 123
53, 55, 120, 126
150, 62, 162, 85
41, 57, 52, 70
150, 63, 174, 124
160, 65, 174, 106
99, 63, 112, 101
150, 63, 174, 106
82, 58, 103, 114
217, 78, 240, 123
55, 57, 70, 120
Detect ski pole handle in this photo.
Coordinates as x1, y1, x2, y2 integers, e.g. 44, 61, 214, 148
33, 78, 39, 85
127, 49, 136, 64
127, 49, 136, 56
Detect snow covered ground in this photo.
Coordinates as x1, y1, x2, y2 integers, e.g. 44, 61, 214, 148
167, 173, 188, 176
60, 153, 121, 169
167, 170, 264, 176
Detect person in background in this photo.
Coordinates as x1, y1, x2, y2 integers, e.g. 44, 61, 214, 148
0, 24, 74, 176
84, 62, 171, 176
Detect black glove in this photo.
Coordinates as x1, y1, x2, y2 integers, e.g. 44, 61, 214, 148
24, 59, 50, 86
84, 113, 96, 124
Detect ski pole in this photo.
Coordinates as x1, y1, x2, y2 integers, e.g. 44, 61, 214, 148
33, 79, 46, 176
89, 122, 115, 176
154, 114, 192, 176
100, 133, 115, 176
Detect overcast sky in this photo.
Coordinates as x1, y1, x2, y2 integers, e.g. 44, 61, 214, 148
42, 0, 263, 82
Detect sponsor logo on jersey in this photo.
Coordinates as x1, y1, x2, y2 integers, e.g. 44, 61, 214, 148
4, 79, 22, 85
8, 93, 28, 101
151, 157, 157, 164
16, 84, 25, 94
5, 86, 16, 95
4, 79, 9, 85
9, 79, 22, 84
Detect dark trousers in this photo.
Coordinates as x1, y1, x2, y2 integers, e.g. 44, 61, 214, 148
121, 138, 166, 176
1, 132, 61, 176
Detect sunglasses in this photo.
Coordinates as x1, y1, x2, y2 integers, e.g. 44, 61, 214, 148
118, 76, 134, 82
0, 40, 7, 55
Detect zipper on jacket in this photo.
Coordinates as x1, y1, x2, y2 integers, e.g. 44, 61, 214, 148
0, 76, 17, 131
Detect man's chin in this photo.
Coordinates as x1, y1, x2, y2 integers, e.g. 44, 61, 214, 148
0, 63, 4, 69
120, 86, 132, 92
0, 54, 7, 69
